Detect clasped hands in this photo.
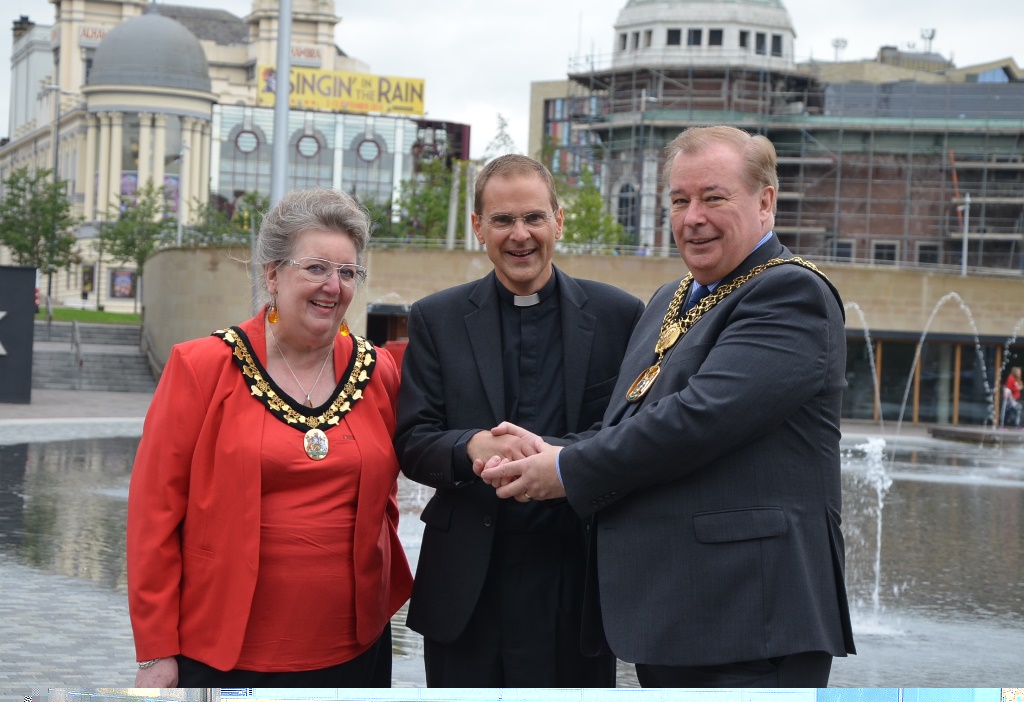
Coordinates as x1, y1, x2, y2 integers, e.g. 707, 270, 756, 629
468, 422, 566, 502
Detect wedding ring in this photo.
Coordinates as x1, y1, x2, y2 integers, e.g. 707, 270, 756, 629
523, 492, 532, 501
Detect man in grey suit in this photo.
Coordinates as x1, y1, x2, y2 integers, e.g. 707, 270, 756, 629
395, 154, 644, 686
479, 127, 856, 686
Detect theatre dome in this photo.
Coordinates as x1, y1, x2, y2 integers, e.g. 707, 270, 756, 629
88, 12, 211, 92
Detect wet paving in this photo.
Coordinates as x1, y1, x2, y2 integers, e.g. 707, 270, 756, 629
1, 426, 1023, 694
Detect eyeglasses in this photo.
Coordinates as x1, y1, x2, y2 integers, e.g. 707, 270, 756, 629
486, 212, 553, 232
285, 257, 367, 288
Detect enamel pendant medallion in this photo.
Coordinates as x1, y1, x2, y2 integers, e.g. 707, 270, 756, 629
626, 364, 661, 403
304, 427, 329, 460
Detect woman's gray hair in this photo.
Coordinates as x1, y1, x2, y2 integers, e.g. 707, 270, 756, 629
252, 187, 371, 307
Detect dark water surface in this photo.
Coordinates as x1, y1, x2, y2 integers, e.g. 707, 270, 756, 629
1, 433, 1022, 687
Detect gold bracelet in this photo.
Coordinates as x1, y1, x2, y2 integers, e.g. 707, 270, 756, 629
137, 659, 162, 669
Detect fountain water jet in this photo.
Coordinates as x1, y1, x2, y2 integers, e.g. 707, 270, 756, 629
845, 301, 884, 432
895, 292, 994, 434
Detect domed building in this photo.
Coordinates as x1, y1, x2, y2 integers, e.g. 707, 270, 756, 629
0, 0, 468, 312
80, 11, 216, 225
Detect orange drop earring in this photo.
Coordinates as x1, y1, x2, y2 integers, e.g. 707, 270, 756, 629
268, 296, 279, 324
339, 318, 350, 336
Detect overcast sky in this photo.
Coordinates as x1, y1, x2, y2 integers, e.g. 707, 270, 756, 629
4, 0, 1021, 158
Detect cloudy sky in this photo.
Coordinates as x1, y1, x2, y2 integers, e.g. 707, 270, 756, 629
3, 0, 1020, 158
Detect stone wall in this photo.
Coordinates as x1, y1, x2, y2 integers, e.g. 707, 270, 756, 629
143, 246, 1024, 367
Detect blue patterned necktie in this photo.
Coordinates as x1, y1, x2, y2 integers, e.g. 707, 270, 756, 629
684, 282, 710, 312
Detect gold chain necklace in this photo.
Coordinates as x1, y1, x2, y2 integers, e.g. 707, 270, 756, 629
625, 257, 823, 403
267, 325, 334, 408
215, 327, 376, 461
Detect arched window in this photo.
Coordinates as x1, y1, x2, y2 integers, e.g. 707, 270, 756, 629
344, 132, 394, 205
220, 120, 271, 198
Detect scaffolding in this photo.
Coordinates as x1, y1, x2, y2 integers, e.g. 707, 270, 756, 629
542, 57, 1024, 270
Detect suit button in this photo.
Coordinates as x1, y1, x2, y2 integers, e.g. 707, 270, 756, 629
483, 517, 493, 527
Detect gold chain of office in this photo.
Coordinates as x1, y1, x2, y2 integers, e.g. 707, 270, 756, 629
214, 326, 376, 430
625, 256, 825, 403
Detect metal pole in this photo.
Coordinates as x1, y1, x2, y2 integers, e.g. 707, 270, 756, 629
960, 192, 971, 277
270, 0, 293, 207
250, 208, 260, 315
47, 86, 62, 315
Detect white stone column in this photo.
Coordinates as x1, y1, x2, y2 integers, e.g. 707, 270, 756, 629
96, 112, 111, 219
137, 112, 153, 191
107, 111, 124, 214
198, 120, 211, 206
179, 117, 194, 225
83, 113, 97, 221
152, 114, 167, 190
189, 118, 203, 207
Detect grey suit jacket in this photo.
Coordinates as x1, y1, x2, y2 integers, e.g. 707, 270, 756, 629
395, 266, 644, 642
561, 236, 856, 666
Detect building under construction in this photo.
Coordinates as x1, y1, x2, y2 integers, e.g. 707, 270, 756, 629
531, 0, 1024, 272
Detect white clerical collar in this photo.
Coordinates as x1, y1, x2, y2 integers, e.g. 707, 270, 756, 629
513, 293, 540, 307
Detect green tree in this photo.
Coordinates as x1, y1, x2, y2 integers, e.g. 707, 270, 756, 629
231, 191, 270, 240
561, 166, 628, 251
484, 113, 518, 161
397, 157, 455, 240
361, 197, 396, 239
98, 181, 176, 311
0, 167, 78, 300
184, 197, 246, 248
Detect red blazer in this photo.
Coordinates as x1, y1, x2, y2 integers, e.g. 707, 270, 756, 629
127, 314, 413, 671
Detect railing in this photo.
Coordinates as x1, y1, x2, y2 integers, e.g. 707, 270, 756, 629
70, 320, 84, 390
368, 237, 1024, 278
141, 328, 166, 383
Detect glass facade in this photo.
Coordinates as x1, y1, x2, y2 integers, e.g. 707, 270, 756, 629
212, 105, 468, 208
844, 337, 1018, 426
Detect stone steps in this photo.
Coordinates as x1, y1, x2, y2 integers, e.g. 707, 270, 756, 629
31, 322, 156, 393
32, 320, 141, 346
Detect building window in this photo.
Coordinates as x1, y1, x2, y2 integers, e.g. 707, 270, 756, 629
688, 29, 702, 47
739, 31, 749, 49
756, 32, 766, 55
667, 29, 682, 46
619, 33, 627, 51
917, 243, 942, 265
873, 241, 899, 264
771, 34, 783, 57
643, 30, 652, 48
833, 239, 855, 262
632, 32, 640, 49
709, 29, 723, 46
618, 183, 638, 238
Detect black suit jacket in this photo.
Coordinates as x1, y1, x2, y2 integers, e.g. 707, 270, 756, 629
561, 236, 857, 666
395, 266, 644, 642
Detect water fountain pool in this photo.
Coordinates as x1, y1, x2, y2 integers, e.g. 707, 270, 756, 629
0, 424, 1022, 690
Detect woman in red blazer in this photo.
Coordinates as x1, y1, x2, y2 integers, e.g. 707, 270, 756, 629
127, 187, 413, 686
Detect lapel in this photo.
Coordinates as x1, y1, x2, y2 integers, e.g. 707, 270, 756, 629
464, 272, 505, 423
555, 268, 596, 431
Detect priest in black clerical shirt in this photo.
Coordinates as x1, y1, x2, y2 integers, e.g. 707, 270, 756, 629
394, 154, 644, 687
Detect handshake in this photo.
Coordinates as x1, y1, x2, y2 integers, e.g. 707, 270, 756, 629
467, 422, 568, 502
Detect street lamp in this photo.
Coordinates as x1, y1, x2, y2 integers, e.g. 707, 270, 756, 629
43, 84, 76, 316
958, 192, 971, 277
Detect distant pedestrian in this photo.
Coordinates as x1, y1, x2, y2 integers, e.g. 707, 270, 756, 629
1004, 366, 1022, 427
